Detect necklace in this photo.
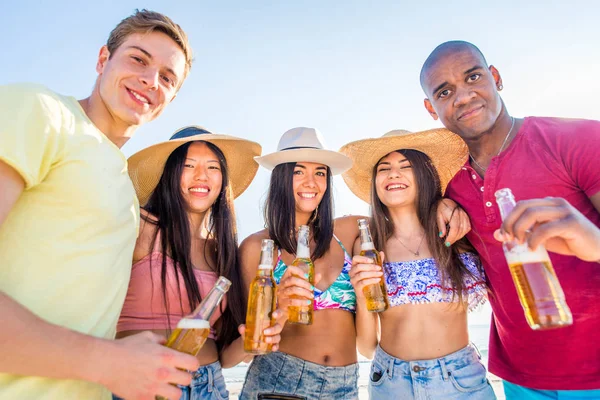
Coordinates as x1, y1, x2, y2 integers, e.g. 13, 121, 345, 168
469, 117, 516, 172
393, 232, 425, 257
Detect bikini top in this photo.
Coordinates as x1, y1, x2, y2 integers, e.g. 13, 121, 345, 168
272, 234, 356, 313
383, 252, 486, 311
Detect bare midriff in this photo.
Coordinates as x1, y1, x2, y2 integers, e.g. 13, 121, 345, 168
278, 309, 357, 366
380, 303, 469, 361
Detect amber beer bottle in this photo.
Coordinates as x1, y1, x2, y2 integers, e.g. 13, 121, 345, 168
357, 219, 389, 312
244, 239, 277, 354
495, 188, 572, 330
287, 225, 315, 325
164, 276, 231, 355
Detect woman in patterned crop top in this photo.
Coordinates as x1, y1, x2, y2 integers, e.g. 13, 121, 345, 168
116, 127, 283, 400
340, 129, 496, 399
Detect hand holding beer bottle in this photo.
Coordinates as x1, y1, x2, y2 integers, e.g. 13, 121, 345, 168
244, 239, 278, 354
495, 188, 573, 330
350, 219, 389, 312
156, 276, 231, 400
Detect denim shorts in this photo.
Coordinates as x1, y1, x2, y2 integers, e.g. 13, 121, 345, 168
112, 360, 228, 400
503, 380, 600, 399
368, 344, 496, 400
239, 351, 359, 400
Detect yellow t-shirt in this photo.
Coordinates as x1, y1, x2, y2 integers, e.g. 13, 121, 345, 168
0, 83, 139, 399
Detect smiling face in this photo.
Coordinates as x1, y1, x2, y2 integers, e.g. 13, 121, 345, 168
180, 142, 223, 214
421, 46, 504, 141
292, 162, 328, 216
374, 151, 418, 209
95, 31, 186, 129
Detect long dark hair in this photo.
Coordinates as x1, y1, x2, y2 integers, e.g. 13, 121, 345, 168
370, 149, 479, 303
143, 141, 244, 348
264, 162, 334, 260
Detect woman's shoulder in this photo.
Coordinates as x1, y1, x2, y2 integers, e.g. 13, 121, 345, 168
333, 215, 366, 251
133, 210, 160, 263
239, 229, 270, 253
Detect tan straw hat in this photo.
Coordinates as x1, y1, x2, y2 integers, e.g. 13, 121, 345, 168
254, 127, 352, 175
340, 128, 468, 203
128, 126, 262, 206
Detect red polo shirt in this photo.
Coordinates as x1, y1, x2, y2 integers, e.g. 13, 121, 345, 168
446, 117, 600, 390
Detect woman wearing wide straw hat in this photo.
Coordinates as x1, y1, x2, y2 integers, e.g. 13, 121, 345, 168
341, 128, 495, 399
115, 126, 284, 400
237, 127, 366, 399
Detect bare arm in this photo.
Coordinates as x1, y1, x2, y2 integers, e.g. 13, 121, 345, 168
0, 161, 199, 399
350, 238, 381, 359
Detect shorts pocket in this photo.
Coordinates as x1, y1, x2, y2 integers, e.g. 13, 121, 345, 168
449, 362, 491, 393
211, 368, 230, 400
368, 361, 388, 387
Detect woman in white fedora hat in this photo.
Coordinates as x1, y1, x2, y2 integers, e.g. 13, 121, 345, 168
237, 126, 366, 400
340, 128, 495, 399
115, 126, 284, 400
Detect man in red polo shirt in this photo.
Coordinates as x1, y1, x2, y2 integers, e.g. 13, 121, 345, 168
419, 40, 600, 399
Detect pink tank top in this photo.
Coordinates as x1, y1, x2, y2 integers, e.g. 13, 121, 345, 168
117, 249, 227, 340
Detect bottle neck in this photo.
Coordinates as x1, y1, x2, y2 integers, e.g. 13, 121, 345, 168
359, 227, 375, 250
496, 194, 516, 221
189, 285, 226, 321
296, 227, 310, 259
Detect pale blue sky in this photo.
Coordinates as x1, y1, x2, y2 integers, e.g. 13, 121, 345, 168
2, 0, 599, 253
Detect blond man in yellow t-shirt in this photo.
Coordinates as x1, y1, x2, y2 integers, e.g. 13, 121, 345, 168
0, 10, 201, 400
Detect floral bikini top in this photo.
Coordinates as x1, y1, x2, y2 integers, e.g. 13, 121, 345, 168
383, 252, 487, 311
273, 234, 356, 313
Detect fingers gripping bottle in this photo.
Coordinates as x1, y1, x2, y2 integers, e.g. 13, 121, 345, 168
495, 188, 572, 330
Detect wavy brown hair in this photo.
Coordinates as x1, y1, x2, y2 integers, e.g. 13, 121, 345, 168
369, 149, 480, 303
143, 141, 244, 349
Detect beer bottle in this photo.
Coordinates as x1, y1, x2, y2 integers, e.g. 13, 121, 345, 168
165, 276, 231, 356
287, 225, 315, 325
244, 239, 277, 354
495, 188, 572, 330
156, 277, 231, 400
357, 218, 389, 312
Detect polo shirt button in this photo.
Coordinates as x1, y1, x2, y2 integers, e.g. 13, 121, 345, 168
472, 174, 477, 179
480, 186, 484, 192
485, 201, 492, 207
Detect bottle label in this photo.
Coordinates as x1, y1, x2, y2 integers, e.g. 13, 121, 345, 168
176, 318, 210, 330
258, 264, 273, 270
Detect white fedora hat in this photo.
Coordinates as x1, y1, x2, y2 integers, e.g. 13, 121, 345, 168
254, 127, 352, 175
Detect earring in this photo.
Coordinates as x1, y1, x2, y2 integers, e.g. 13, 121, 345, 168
497, 84, 503, 91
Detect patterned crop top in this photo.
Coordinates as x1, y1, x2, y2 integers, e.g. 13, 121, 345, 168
383, 252, 486, 311
273, 234, 356, 313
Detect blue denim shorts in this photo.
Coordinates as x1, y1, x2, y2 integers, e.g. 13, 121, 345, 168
368, 344, 496, 400
503, 380, 600, 399
112, 360, 228, 400
239, 351, 359, 400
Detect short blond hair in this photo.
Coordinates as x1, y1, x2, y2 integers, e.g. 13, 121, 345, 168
107, 9, 193, 81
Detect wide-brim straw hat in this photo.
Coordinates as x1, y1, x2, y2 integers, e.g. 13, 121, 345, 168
128, 126, 262, 206
254, 127, 352, 175
340, 128, 468, 203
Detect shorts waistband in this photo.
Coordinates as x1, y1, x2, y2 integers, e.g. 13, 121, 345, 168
264, 351, 359, 377
373, 344, 482, 380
